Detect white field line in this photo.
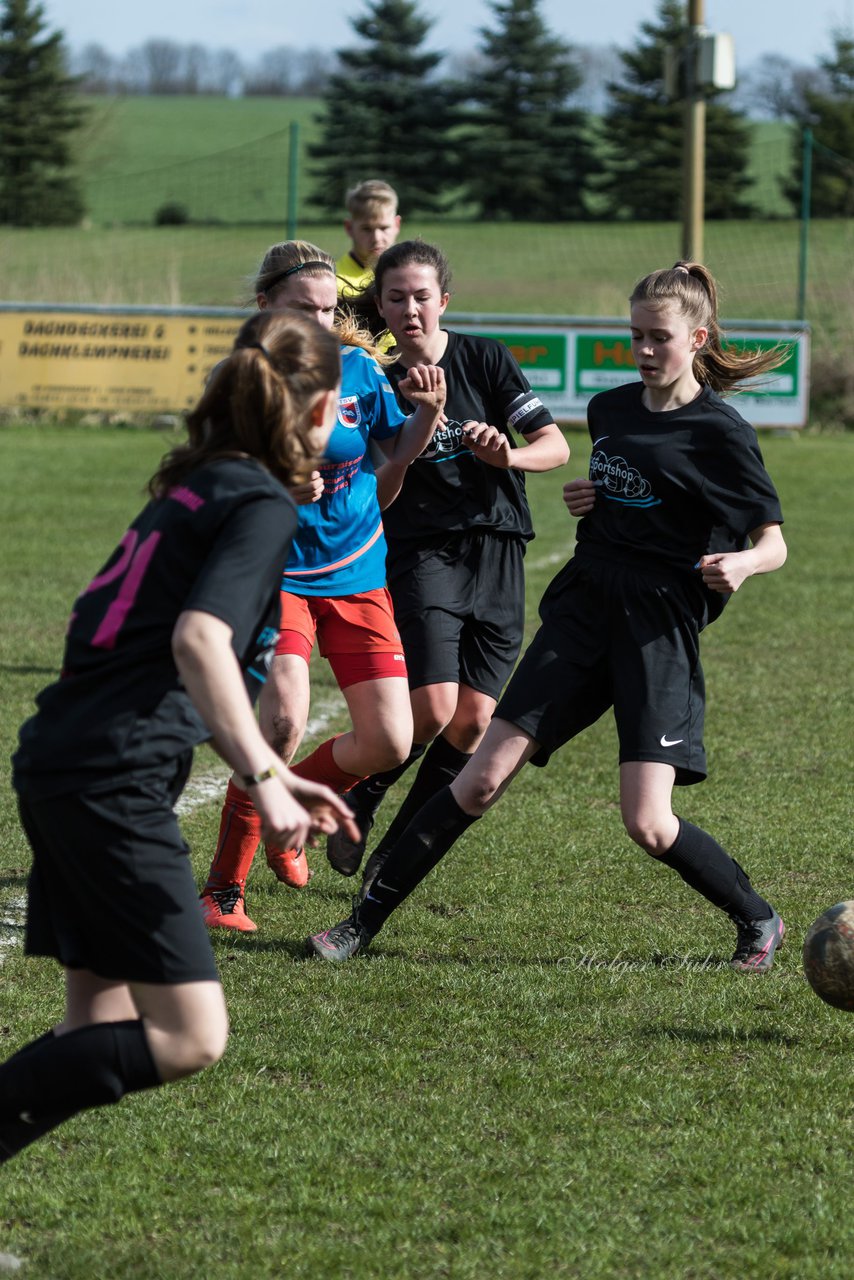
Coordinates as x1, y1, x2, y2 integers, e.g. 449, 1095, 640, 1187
0, 893, 27, 968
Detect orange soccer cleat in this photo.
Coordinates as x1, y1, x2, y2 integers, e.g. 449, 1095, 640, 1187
265, 843, 313, 888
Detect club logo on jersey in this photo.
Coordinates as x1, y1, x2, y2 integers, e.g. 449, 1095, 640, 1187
589, 450, 660, 508
419, 419, 471, 463
337, 395, 363, 429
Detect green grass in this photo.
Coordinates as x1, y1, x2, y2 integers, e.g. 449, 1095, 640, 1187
74, 96, 325, 226
68, 98, 797, 229
0, 425, 852, 1278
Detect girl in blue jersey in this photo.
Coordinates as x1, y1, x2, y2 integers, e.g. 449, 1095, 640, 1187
0, 311, 358, 1164
308, 262, 788, 975
201, 241, 445, 930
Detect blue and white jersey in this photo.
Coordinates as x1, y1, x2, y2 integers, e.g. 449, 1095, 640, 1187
282, 345, 405, 596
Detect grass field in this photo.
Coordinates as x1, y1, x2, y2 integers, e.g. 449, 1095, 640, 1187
0, 424, 852, 1278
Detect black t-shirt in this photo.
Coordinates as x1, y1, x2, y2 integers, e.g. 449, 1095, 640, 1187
578, 382, 783, 575
13, 456, 297, 796
381, 330, 555, 550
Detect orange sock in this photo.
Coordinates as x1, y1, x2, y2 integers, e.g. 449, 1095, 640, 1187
204, 779, 262, 891
290, 735, 364, 794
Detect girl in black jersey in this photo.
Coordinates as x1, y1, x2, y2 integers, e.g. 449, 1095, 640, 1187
324, 239, 569, 889
308, 262, 789, 974
0, 311, 359, 1164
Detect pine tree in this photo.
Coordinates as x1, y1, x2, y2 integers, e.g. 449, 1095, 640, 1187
309, 0, 459, 216
784, 32, 854, 216
598, 0, 754, 222
456, 0, 595, 220
0, 0, 86, 225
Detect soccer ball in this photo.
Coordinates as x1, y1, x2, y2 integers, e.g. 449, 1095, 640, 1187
802, 901, 854, 1011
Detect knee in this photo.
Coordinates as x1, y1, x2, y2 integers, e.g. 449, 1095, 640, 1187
451, 712, 493, 754
150, 1013, 229, 1082
623, 815, 672, 857
166, 1024, 229, 1080
266, 713, 301, 762
455, 766, 504, 817
412, 708, 448, 743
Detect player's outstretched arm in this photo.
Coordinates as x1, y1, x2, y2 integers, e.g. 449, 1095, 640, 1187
464, 421, 569, 473
381, 364, 447, 466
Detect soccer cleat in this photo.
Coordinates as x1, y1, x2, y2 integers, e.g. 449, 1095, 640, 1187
265, 843, 313, 888
729, 908, 785, 973
326, 796, 374, 877
306, 901, 372, 962
200, 886, 257, 933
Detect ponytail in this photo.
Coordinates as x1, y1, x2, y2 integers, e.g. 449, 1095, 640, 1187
631, 261, 787, 394
150, 311, 340, 496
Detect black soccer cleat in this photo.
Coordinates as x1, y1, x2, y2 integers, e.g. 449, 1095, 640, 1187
326, 796, 374, 877
729, 908, 785, 973
306, 900, 372, 963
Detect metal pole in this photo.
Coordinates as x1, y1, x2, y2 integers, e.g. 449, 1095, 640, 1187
797, 127, 813, 320
681, 0, 705, 261
287, 121, 299, 240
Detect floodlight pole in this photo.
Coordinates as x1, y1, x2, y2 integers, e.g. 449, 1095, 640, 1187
681, 0, 705, 262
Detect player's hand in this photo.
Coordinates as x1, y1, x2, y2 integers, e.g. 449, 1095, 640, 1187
251, 774, 361, 847
462, 421, 513, 468
289, 471, 324, 505
696, 551, 755, 594
398, 364, 446, 414
281, 773, 362, 844
563, 477, 597, 516
250, 778, 314, 848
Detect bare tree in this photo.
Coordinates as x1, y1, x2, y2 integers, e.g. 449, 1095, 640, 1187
245, 46, 300, 95
71, 42, 116, 92
138, 39, 184, 93
733, 53, 830, 120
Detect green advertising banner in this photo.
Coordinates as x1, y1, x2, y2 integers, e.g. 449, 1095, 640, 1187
450, 315, 810, 428
0, 305, 809, 427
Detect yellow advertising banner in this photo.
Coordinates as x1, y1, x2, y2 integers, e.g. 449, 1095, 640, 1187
0, 306, 244, 412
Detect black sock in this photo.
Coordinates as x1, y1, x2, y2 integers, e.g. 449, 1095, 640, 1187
348, 743, 428, 818
372, 735, 473, 863
0, 1018, 161, 1163
359, 786, 478, 935
659, 818, 773, 922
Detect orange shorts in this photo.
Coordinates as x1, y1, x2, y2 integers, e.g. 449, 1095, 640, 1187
276, 588, 408, 689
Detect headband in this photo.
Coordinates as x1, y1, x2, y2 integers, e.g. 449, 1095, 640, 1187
262, 260, 336, 294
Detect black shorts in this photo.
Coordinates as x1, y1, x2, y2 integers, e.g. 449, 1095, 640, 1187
495, 552, 710, 785
18, 771, 219, 985
387, 531, 526, 698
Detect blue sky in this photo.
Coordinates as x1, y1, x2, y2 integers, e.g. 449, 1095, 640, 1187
40, 0, 848, 69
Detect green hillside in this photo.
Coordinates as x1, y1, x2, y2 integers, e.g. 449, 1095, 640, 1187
70, 96, 795, 227
73, 96, 325, 225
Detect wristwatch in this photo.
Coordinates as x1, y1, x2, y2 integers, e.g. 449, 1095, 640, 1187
242, 766, 277, 787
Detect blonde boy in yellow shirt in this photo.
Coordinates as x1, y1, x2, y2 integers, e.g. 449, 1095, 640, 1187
336, 180, 401, 300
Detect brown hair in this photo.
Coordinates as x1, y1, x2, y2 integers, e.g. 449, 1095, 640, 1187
150, 310, 340, 496
374, 239, 452, 298
630, 262, 786, 393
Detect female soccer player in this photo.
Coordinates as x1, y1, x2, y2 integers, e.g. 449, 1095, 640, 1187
324, 239, 569, 887
309, 262, 788, 974
199, 241, 446, 929
0, 310, 358, 1164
